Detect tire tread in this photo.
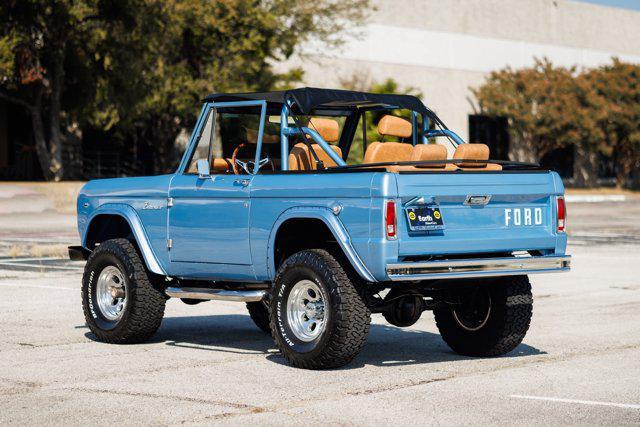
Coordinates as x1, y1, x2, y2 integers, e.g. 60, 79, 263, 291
82, 238, 165, 344
270, 249, 370, 369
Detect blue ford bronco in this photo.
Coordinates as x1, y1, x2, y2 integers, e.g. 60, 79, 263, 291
70, 88, 571, 369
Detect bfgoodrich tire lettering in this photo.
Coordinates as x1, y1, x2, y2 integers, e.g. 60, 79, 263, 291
434, 275, 533, 356
269, 249, 371, 369
82, 238, 166, 344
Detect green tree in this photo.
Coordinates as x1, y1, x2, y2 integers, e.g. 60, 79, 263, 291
584, 59, 640, 188
0, 0, 370, 179
0, 0, 165, 180
472, 59, 606, 187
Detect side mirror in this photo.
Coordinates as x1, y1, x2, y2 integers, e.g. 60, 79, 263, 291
196, 159, 211, 179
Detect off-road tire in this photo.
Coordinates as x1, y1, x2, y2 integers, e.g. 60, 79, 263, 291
434, 275, 532, 356
270, 249, 371, 369
246, 301, 270, 333
82, 238, 166, 344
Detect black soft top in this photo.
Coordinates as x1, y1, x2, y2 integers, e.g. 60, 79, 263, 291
203, 87, 433, 117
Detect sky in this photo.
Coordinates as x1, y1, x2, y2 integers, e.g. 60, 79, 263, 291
576, 0, 640, 11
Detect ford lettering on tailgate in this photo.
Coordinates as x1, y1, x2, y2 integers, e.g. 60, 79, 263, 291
505, 208, 543, 227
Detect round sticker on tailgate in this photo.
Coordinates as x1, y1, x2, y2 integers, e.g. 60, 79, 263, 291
408, 211, 416, 220
434, 210, 441, 219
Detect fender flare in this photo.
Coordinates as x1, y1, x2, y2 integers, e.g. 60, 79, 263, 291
83, 203, 166, 275
267, 206, 376, 282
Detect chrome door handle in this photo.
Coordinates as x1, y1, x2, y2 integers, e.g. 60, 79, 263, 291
234, 179, 250, 187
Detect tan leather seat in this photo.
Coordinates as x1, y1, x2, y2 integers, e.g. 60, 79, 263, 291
307, 118, 340, 143
363, 141, 413, 165
377, 115, 412, 139
363, 115, 414, 167
288, 118, 342, 171
453, 143, 502, 171
289, 143, 342, 171
187, 158, 234, 174
385, 144, 456, 172
411, 144, 457, 170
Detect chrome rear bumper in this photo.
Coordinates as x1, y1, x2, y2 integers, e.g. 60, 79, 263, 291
386, 255, 571, 281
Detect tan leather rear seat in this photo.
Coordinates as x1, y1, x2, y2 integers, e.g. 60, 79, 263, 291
453, 143, 502, 171
384, 144, 457, 172
363, 115, 413, 168
377, 115, 412, 139
363, 141, 413, 165
411, 144, 457, 170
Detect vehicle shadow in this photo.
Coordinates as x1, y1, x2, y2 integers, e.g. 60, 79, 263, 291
84, 314, 545, 368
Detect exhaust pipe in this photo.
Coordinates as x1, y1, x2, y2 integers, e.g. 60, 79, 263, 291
165, 287, 266, 302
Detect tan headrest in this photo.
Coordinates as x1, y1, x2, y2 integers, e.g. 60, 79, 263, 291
453, 143, 490, 167
308, 118, 339, 143
289, 143, 342, 171
363, 141, 413, 164
411, 144, 448, 168
377, 115, 412, 139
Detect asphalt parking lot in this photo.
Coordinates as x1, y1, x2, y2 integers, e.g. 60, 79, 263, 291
1, 199, 639, 425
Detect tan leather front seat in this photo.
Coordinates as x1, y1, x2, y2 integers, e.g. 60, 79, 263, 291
453, 143, 502, 171
289, 143, 342, 171
307, 118, 340, 143
187, 157, 233, 174
288, 118, 342, 171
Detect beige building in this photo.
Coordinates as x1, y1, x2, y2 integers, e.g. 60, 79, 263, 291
277, 0, 640, 142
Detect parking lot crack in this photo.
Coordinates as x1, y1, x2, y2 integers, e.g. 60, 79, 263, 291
59, 386, 262, 411
346, 375, 454, 396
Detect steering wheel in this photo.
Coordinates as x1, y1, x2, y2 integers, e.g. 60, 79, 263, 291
232, 143, 275, 174
232, 143, 247, 175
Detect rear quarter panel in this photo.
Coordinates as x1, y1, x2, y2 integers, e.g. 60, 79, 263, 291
249, 172, 393, 281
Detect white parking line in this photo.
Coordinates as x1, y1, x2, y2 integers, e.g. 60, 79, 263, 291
0, 283, 76, 291
0, 257, 63, 262
511, 395, 640, 410
0, 262, 82, 271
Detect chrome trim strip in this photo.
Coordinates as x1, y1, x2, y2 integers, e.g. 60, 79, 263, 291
165, 287, 266, 302
386, 255, 571, 281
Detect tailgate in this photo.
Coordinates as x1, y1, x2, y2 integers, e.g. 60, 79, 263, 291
394, 171, 560, 257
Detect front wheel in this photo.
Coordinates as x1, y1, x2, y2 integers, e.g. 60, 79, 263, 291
82, 238, 166, 344
270, 249, 371, 369
434, 275, 533, 356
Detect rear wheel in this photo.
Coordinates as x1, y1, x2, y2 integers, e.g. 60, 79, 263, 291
82, 238, 166, 344
270, 249, 371, 369
246, 301, 270, 333
434, 275, 532, 356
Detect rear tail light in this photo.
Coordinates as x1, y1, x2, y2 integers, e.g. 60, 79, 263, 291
385, 200, 397, 240
556, 196, 567, 232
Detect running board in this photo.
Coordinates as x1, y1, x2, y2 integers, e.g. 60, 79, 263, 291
165, 287, 266, 302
